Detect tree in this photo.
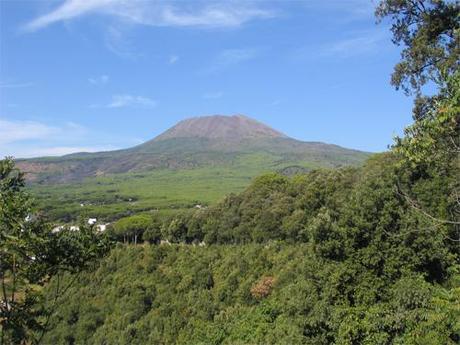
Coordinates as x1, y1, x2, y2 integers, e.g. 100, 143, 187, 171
376, 0, 459, 98
377, 0, 460, 236
394, 71, 459, 168
163, 216, 189, 243
110, 214, 153, 244
0, 158, 111, 344
143, 218, 163, 244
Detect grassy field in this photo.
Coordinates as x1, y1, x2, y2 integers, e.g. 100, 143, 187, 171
29, 152, 324, 222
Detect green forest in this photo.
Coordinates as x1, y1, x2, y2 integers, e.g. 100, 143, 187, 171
41, 136, 459, 344
1, 0, 459, 344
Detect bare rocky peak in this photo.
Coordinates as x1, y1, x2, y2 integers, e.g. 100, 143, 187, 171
154, 115, 287, 141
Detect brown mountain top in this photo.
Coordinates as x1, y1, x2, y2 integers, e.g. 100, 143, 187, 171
153, 115, 287, 142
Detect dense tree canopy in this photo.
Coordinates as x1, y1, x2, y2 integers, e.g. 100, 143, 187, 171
0, 158, 111, 344
40, 240, 459, 344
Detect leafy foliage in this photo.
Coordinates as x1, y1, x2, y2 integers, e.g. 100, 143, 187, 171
0, 158, 111, 344
376, 0, 459, 96
40, 242, 459, 344
109, 214, 154, 244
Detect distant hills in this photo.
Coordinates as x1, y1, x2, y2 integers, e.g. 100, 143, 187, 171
18, 115, 369, 184
18, 115, 370, 221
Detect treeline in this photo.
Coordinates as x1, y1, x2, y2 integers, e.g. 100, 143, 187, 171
109, 151, 457, 279
108, 163, 364, 247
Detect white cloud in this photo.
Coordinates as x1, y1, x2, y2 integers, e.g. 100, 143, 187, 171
0, 119, 59, 145
88, 74, 109, 85
107, 94, 157, 108
0, 81, 34, 88
154, 4, 273, 27
0, 120, 89, 145
301, 0, 376, 20
23, 0, 115, 32
204, 48, 259, 73
203, 91, 224, 99
104, 25, 141, 59
218, 48, 258, 65
292, 29, 390, 61
320, 30, 389, 58
168, 55, 179, 64
0, 118, 123, 158
4, 145, 119, 159
23, 0, 275, 32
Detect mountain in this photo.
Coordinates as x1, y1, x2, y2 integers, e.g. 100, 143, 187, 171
18, 114, 368, 184
17, 115, 371, 221
153, 115, 286, 141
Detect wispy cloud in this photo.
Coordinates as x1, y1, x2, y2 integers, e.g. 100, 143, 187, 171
204, 48, 259, 73
153, 3, 273, 27
0, 119, 58, 145
301, 0, 377, 20
218, 48, 258, 65
22, 0, 275, 32
0, 118, 122, 158
106, 94, 157, 108
293, 29, 390, 61
23, 0, 111, 32
88, 74, 109, 85
203, 91, 224, 99
7, 145, 119, 158
320, 30, 388, 58
168, 55, 179, 64
104, 25, 141, 59
0, 81, 34, 88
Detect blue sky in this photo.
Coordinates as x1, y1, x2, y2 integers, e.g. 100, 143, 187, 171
1, 0, 415, 158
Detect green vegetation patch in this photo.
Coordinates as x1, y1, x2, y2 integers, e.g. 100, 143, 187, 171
42, 244, 459, 345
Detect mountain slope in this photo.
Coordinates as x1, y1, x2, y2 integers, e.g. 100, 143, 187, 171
18, 115, 368, 184
18, 115, 371, 221
152, 114, 286, 141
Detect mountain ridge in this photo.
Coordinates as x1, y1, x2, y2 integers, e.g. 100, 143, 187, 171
17, 114, 370, 184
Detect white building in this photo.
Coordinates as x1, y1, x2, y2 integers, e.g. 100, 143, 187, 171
96, 223, 110, 232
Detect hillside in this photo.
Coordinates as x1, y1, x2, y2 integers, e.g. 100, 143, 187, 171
41, 243, 457, 345
18, 115, 368, 184
19, 115, 370, 221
